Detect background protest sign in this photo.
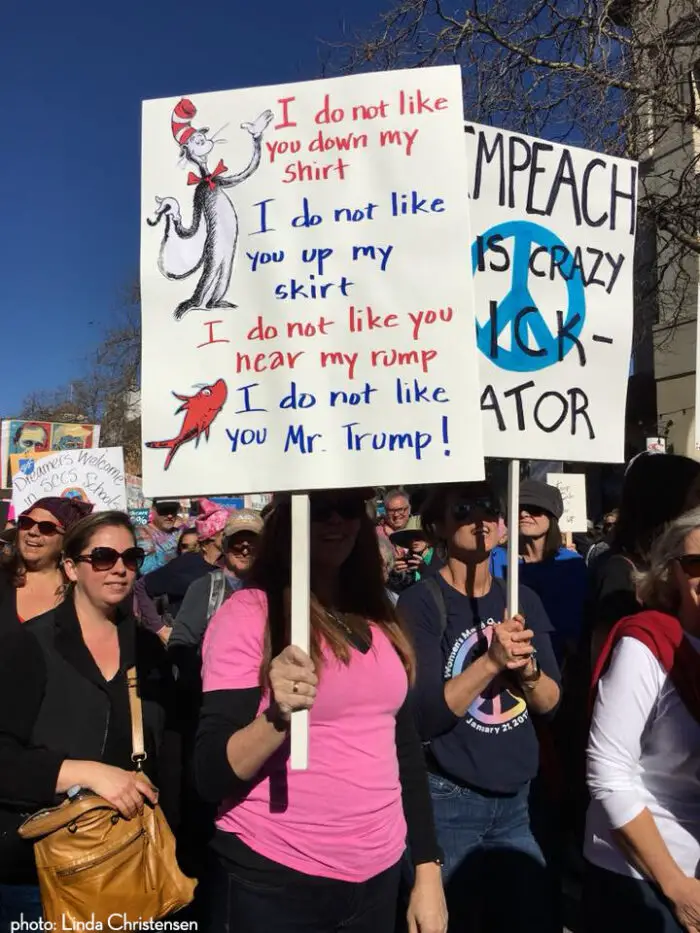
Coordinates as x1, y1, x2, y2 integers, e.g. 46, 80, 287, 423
141, 66, 484, 497
0, 420, 100, 487
466, 123, 637, 463
546, 472, 588, 533
11, 447, 127, 514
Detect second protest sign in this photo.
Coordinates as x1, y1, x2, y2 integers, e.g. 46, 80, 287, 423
466, 123, 637, 463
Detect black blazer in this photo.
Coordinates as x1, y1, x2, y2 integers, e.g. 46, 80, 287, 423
0, 572, 20, 636
0, 595, 176, 882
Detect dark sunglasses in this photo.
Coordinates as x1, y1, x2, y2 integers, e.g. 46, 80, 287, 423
73, 546, 145, 572
155, 506, 179, 517
228, 540, 256, 556
310, 497, 366, 523
520, 505, 548, 518
677, 555, 700, 576
18, 515, 64, 536
451, 498, 500, 522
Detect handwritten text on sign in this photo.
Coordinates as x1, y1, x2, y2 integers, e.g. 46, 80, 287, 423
11, 447, 127, 514
140, 67, 484, 497
466, 123, 637, 463
546, 473, 588, 534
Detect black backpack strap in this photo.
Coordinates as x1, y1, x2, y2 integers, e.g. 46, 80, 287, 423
422, 576, 448, 635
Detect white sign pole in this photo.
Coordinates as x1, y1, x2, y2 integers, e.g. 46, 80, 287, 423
290, 494, 310, 770
506, 459, 520, 618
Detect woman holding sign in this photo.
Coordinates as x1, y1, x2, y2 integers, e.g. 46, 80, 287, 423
398, 481, 561, 933
195, 489, 446, 933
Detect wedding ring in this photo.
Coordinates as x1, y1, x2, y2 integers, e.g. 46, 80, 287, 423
292, 682, 299, 693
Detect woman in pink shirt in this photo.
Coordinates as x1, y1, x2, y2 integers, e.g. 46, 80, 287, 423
195, 488, 446, 933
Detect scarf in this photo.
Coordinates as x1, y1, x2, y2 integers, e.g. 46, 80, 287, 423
591, 610, 700, 725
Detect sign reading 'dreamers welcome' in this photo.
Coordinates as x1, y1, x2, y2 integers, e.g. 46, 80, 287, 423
11, 447, 127, 514
140, 65, 484, 497
467, 123, 637, 463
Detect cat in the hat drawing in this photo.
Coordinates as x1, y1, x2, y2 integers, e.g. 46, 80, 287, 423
147, 98, 273, 320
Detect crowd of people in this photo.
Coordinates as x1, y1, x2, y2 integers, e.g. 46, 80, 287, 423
0, 453, 699, 932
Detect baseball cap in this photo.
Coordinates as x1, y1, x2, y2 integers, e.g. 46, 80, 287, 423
223, 510, 264, 541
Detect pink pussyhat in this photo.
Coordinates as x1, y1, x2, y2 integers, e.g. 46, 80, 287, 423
195, 498, 229, 541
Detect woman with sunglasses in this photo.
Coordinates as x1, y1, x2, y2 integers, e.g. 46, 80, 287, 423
0, 511, 173, 925
195, 489, 446, 933
490, 480, 587, 663
584, 508, 700, 933
0, 497, 93, 637
177, 527, 200, 555
398, 481, 561, 933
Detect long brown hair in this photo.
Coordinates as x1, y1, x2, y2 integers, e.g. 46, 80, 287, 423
246, 500, 415, 685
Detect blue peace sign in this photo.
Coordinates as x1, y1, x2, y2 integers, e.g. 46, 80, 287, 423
473, 220, 586, 373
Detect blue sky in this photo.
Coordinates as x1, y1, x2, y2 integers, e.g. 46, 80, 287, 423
1, 0, 383, 416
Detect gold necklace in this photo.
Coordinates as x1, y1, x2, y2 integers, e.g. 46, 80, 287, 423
324, 608, 353, 637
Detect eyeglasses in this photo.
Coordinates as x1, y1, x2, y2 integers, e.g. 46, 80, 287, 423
310, 497, 366, 523
386, 506, 409, 516
677, 555, 700, 577
18, 516, 64, 537
73, 546, 145, 572
451, 499, 500, 522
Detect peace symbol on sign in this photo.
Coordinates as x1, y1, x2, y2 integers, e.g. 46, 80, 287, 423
473, 220, 586, 374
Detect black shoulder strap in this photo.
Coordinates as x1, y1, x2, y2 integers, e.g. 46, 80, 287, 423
422, 576, 448, 635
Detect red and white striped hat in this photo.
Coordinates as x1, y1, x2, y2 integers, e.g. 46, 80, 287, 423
171, 98, 198, 146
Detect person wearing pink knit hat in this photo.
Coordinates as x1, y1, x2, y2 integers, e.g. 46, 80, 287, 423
195, 499, 230, 566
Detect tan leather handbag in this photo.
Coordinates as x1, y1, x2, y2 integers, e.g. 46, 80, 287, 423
18, 668, 196, 926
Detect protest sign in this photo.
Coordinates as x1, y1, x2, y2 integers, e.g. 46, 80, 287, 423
11, 447, 127, 514
546, 472, 588, 533
129, 508, 150, 527
466, 123, 637, 463
140, 66, 484, 497
0, 420, 100, 487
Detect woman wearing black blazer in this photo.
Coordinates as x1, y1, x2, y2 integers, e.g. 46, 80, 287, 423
0, 511, 175, 929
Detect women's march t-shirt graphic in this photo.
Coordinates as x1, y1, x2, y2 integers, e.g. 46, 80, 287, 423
446, 620, 527, 731
398, 574, 561, 794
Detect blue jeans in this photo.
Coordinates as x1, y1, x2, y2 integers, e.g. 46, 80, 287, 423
0, 885, 42, 933
428, 773, 559, 933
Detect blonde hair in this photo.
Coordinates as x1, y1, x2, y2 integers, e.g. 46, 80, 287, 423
635, 506, 700, 612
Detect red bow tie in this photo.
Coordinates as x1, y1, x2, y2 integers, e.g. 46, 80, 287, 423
187, 159, 227, 190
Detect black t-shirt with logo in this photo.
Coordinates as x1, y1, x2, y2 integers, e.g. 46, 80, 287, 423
398, 573, 560, 794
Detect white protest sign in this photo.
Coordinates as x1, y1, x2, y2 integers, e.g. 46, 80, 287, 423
140, 66, 484, 497
466, 123, 637, 463
546, 472, 588, 533
11, 447, 127, 514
